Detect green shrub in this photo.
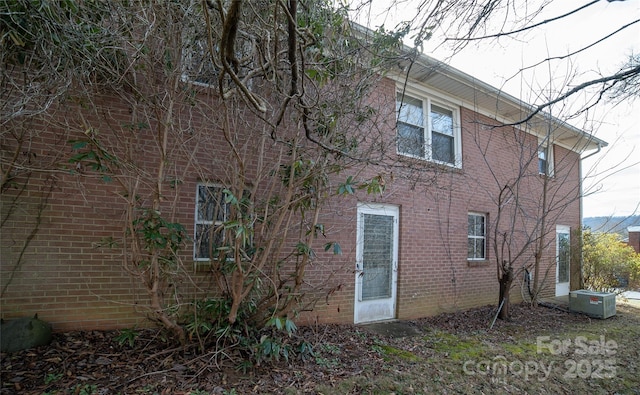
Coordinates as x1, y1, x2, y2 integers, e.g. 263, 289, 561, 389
583, 229, 640, 292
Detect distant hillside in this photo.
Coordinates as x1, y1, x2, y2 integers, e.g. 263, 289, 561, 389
583, 215, 640, 239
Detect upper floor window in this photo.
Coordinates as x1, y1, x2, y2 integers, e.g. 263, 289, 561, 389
194, 184, 230, 260
468, 213, 486, 260
396, 92, 461, 166
538, 141, 554, 176
183, 36, 220, 87
182, 21, 254, 89
538, 147, 547, 175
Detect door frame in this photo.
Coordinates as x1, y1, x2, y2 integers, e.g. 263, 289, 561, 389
555, 225, 570, 297
354, 203, 399, 324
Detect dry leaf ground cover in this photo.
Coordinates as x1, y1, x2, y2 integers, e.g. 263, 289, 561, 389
2, 302, 639, 394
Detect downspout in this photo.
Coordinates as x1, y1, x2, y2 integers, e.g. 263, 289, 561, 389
581, 142, 602, 161
578, 142, 603, 289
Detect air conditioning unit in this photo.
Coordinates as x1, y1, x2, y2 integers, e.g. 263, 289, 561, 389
569, 290, 616, 319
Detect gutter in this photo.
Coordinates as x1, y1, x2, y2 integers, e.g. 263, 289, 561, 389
581, 142, 603, 161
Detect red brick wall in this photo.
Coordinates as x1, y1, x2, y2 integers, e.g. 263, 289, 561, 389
298, 80, 584, 324
1, 75, 584, 330
1, 153, 144, 330
0, 92, 231, 331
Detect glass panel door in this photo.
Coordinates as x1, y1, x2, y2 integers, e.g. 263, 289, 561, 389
556, 225, 570, 296
361, 214, 394, 300
355, 204, 398, 323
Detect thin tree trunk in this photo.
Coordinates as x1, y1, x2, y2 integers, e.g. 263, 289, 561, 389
498, 264, 513, 320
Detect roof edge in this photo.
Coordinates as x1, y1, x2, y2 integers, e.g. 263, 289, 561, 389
409, 51, 608, 152
350, 22, 608, 154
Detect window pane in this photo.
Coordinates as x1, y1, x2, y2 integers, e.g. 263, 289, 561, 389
538, 149, 546, 161
538, 148, 547, 174
195, 224, 211, 259
195, 224, 224, 259
197, 185, 210, 221
539, 159, 547, 174
197, 185, 214, 221
558, 233, 570, 283
468, 238, 486, 260
468, 238, 475, 259
184, 39, 219, 85
197, 186, 226, 222
397, 95, 424, 126
431, 105, 453, 136
469, 214, 483, 237
475, 239, 485, 259
476, 215, 485, 236
397, 122, 425, 157
432, 132, 454, 164
361, 214, 394, 300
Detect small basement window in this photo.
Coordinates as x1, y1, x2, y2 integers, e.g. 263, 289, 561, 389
468, 213, 486, 261
194, 184, 229, 260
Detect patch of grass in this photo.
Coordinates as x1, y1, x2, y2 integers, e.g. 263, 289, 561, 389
373, 343, 421, 362
317, 306, 640, 394
501, 341, 539, 356
427, 331, 488, 361
316, 371, 420, 395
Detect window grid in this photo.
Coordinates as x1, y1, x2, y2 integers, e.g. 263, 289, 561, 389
194, 184, 229, 261
468, 213, 486, 260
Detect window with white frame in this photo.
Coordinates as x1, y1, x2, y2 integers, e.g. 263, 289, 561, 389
538, 147, 547, 175
396, 92, 460, 166
182, 35, 220, 87
182, 17, 254, 89
468, 213, 486, 260
538, 141, 554, 176
181, 7, 220, 88
194, 184, 229, 260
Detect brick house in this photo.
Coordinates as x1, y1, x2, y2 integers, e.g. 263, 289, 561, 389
628, 226, 640, 253
0, 24, 605, 331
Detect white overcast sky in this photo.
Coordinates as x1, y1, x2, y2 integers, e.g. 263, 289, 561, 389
352, 0, 640, 218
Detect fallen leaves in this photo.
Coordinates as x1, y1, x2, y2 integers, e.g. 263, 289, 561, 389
1, 303, 639, 394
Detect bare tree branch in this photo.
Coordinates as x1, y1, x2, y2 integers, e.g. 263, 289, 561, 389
445, 0, 600, 42
503, 18, 640, 82
502, 63, 640, 127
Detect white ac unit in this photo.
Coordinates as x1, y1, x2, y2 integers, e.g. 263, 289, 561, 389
569, 290, 616, 319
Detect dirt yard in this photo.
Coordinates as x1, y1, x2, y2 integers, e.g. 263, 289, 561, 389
2, 302, 639, 394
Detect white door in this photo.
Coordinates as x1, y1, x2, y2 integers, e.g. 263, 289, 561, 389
354, 203, 399, 324
555, 225, 571, 296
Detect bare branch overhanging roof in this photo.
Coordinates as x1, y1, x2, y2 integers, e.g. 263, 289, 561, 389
396, 52, 608, 154
351, 22, 608, 154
